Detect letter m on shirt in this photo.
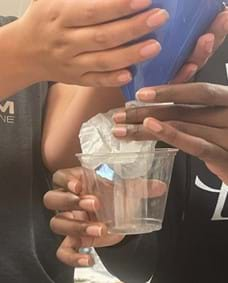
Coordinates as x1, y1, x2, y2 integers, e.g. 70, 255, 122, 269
0, 101, 14, 114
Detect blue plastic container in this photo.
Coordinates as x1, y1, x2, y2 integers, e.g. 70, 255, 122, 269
122, 0, 226, 101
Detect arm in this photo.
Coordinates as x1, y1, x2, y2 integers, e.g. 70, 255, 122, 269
0, 19, 41, 100
42, 84, 125, 172
0, 0, 168, 99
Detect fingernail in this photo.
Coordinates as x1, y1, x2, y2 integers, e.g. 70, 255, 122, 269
68, 181, 81, 194
117, 72, 132, 83
79, 199, 98, 211
205, 39, 214, 54
78, 258, 90, 267
140, 41, 161, 58
86, 225, 103, 237
130, 0, 151, 10
112, 112, 126, 123
112, 127, 127, 137
144, 118, 163, 132
147, 9, 169, 28
136, 89, 156, 101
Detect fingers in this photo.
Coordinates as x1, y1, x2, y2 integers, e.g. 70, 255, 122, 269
50, 212, 107, 238
125, 179, 167, 198
44, 188, 100, 212
208, 9, 228, 51
113, 103, 228, 128
56, 236, 94, 267
168, 121, 228, 151
79, 70, 133, 87
43, 189, 80, 211
74, 9, 169, 53
172, 9, 228, 83
184, 33, 215, 66
112, 124, 157, 141
136, 83, 228, 106
113, 116, 228, 149
58, 213, 124, 248
62, 0, 153, 27
57, 233, 124, 267
113, 104, 175, 124
171, 63, 198, 84
172, 34, 215, 83
76, 39, 161, 73
52, 167, 85, 194
143, 117, 227, 164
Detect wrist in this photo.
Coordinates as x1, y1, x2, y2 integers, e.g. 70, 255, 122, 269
9, 19, 46, 83
0, 20, 39, 98
0, 19, 43, 99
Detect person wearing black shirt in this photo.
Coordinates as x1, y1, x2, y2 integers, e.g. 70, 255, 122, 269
44, 23, 228, 283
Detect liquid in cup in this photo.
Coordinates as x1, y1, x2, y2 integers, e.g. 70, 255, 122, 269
122, 0, 226, 101
76, 149, 178, 235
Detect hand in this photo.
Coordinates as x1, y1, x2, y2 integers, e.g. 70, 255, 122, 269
112, 83, 228, 184
17, 0, 169, 87
173, 8, 228, 83
43, 167, 166, 266
43, 167, 124, 267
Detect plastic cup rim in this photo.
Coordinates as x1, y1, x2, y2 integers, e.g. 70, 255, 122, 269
75, 148, 179, 159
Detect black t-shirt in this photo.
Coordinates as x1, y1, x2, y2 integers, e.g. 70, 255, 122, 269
0, 17, 74, 283
98, 39, 228, 283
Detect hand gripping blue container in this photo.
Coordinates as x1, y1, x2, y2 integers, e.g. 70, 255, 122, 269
122, 0, 226, 101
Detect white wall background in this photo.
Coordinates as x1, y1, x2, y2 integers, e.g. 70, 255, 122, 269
0, 0, 30, 17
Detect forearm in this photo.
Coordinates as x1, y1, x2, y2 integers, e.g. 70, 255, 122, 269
42, 84, 124, 172
0, 19, 40, 99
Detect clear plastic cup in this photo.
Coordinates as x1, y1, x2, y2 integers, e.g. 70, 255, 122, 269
76, 148, 178, 235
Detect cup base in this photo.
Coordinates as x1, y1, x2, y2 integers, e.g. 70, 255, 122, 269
107, 219, 162, 235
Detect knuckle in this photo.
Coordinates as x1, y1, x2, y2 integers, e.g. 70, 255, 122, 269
56, 248, 63, 262
168, 121, 183, 131
126, 108, 138, 123
95, 56, 111, 71
196, 141, 210, 159
197, 83, 217, 103
49, 217, 58, 233
65, 193, 78, 208
52, 169, 63, 183
167, 128, 179, 143
43, 192, 50, 208
127, 23, 144, 39
127, 125, 142, 140
83, 2, 97, 22
70, 222, 87, 236
94, 29, 110, 47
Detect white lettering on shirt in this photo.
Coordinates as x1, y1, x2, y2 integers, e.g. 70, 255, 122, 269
0, 101, 15, 124
195, 176, 228, 221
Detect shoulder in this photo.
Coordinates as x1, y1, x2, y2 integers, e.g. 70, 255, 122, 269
0, 16, 17, 27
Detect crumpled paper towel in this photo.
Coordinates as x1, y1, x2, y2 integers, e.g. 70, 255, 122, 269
79, 109, 156, 179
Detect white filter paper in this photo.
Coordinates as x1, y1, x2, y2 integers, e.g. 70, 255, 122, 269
79, 109, 156, 178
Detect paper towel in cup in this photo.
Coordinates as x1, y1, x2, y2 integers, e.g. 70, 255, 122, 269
79, 109, 156, 179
